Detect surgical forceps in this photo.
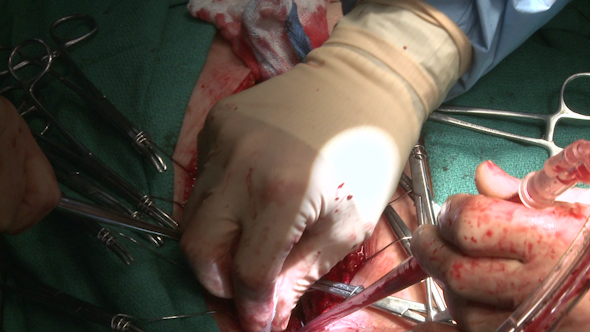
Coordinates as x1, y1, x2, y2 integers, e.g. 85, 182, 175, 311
408, 145, 448, 321
384, 205, 413, 256
47, 150, 165, 247
79, 216, 135, 265
383, 206, 455, 324
3, 15, 167, 172
1, 15, 166, 171
5, 38, 178, 231
57, 197, 182, 240
310, 279, 428, 323
430, 72, 590, 157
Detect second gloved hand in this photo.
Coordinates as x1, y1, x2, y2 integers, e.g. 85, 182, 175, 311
411, 161, 590, 332
181, 1, 471, 331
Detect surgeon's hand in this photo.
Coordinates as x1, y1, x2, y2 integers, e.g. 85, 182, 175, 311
183, 100, 390, 331
180, 1, 470, 331
411, 160, 590, 332
0, 96, 61, 233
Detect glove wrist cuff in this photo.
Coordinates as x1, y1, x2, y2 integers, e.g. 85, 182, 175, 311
334, 0, 472, 111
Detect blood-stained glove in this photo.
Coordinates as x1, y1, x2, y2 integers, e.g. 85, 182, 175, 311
181, 1, 471, 331
0, 96, 61, 233
411, 160, 590, 332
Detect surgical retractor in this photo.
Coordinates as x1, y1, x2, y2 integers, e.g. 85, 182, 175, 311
519, 139, 590, 209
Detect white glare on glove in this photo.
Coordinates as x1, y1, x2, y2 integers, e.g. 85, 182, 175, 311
181, 1, 471, 331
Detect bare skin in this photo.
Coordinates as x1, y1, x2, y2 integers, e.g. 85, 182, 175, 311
412, 160, 590, 332
0, 96, 61, 234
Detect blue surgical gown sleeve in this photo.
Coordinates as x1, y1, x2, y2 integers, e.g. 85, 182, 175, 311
340, 0, 572, 100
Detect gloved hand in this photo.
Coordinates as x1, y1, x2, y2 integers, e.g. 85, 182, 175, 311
0, 96, 61, 233
411, 160, 590, 332
181, 1, 471, 331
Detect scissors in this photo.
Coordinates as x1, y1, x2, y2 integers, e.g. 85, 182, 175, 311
2, 14, 168, 172
429, 72, 590, 157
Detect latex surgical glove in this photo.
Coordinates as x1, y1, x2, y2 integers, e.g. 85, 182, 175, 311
0, 96, 61, 233
181, 1, 471, 331
411, 160, 590, 332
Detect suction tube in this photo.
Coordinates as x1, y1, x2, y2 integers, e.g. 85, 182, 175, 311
519, 139, 590, 209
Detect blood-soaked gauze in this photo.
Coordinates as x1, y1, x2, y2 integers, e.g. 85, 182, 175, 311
217, 0, 471, 223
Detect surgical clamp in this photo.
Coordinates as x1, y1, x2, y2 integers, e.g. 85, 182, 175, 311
398, 173, 414, 200
47, 150, 165, 247
80, 217, 135, 265
1, 266, 147, 332
384, 205, 413, 256
429, 72, 590, 158
57, 197, 182, 241
409, 145, 447, 321
310, 279, 428, 323
4, 38, 178, 230
3, 14, 167, 172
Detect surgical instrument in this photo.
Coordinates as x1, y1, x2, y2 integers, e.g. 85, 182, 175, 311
81, 218, 135, 265
409, 144, 447, 320
383, 205, 413, 256
310, 279, 428, 323
37, 132, 178, 229
57, 197, 182, 240
409, 145, 437, 227
3, 14, 167, 172
430, 73, 590, 158
6, 38, 178, 230
397, 172, 442, 215
299, 256, 429, 332
1, 266, 146, 332
47, 149, 165, 247
59, 209, 135, 265
399, 173, 414, 200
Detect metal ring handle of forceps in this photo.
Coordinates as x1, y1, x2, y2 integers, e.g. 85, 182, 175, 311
7, 39, 76, 143
8, 39, 54, 102
1, 16, 95, 78
8, 39, 107, 161
57, 197, 182, 240
9, 39, 178, 231
50, 14, 168, 173
430, 72, 590, 157
50, 14, 98, 50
